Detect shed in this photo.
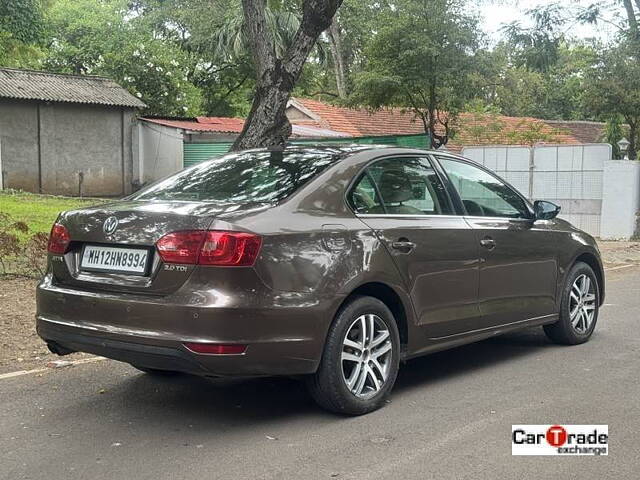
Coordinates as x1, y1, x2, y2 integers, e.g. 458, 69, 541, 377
0, 68, 146, 196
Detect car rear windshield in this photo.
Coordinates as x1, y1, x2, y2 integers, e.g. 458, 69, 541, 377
131, 149, 341, 203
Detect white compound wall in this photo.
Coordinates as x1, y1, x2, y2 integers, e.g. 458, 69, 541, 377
461, 144, 612, 237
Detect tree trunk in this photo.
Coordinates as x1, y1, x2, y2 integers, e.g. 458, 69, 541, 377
427, 107, 436, 149
232, 0, 343, 151
623, 0, 639, 39
232, 66, 294, 148
327, 19, 348, 99
415, 110, 431, 148
628, 119, 638, 160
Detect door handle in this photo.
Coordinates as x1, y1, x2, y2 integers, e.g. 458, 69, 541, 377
391, 239, 416, 252
480, 237, 496, 250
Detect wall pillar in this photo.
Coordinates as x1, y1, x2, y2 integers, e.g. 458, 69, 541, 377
600, 160, 640, 240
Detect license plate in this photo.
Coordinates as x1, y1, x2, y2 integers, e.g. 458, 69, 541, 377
80, 245, 150, 275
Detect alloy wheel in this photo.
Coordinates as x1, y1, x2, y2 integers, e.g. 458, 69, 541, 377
341, 314, 393, 399
569, 274, 597, 334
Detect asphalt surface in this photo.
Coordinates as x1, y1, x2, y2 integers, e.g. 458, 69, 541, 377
2, 268, 639, 480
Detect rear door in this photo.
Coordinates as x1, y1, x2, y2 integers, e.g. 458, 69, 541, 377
434, 155, 558, 327
350, 156, 482, 339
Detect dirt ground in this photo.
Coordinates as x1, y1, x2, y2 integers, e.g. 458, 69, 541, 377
1, 240, 639, 374
0, 277, 89, 374
598, 240, 640, 267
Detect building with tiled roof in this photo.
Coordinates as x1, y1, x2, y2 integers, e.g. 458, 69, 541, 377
287, 98, 425, 137
286, 98, 604, 152
544, 120, 606, 145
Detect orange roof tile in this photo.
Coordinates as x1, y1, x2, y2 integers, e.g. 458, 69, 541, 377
292, 98, 425, 137
291, 98, 592, 150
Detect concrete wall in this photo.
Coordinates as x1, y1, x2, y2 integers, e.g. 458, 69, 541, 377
462, 144, 610, 237
0, 99, 40, 191
136, 123, 240, 185
137, 121, 183, 185
0, 98, 136, 196
600, 160, 640, 240
532, 144, 608, 236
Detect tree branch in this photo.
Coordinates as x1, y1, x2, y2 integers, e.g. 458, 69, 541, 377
284, 0, 342, 79
210, 74, 250, 112
309, 90, 340, 97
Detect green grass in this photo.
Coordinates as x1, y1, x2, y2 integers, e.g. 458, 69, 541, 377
0, 190, 107, 241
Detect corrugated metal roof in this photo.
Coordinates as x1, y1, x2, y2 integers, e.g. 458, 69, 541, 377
141, 116, 352, 138
143, 116, 244, 133
0, 68, 146, 108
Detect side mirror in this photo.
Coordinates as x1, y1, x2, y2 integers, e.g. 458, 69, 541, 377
534, 200, 561, 220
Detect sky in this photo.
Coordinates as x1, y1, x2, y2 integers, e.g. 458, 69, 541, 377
479, 0, 618, 43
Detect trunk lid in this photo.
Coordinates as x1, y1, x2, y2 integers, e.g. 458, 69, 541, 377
50, 200, 250, 295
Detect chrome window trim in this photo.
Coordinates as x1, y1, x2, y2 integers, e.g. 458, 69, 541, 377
356, 213, 535, 222
462, 215, 534, 223
355, 213, 463, 220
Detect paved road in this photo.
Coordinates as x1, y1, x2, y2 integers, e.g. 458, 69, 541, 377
2, 269, 639, 480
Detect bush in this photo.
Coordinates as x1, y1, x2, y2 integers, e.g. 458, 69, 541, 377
0, 213, 48, 277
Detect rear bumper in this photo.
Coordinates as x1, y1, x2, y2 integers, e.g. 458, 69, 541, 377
36, 275, 343, 376
39, 319, 206, 374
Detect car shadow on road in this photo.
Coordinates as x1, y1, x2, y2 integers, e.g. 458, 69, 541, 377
392, 327, 554, 394
91, 327, 555, 426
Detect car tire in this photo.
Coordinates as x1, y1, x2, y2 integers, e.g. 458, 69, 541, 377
306, 295, 400, 415
543, 261, 600, 345
130, 365, 180, 376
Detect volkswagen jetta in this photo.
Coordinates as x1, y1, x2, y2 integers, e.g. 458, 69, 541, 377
37, 146, 604, 415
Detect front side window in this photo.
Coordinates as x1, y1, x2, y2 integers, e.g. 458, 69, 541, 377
132, 149, 341, 204
349, 157, 452, 215
437, 157, 530, 219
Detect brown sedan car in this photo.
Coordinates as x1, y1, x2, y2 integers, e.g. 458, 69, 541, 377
37, 146, 604, 415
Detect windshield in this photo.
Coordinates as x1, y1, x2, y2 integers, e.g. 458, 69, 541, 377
131, 149, 341, 204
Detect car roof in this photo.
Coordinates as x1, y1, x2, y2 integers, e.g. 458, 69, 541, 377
239, 144, 456, 157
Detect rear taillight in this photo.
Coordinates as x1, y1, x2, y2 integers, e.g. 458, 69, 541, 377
199, 231, 262, 266
156, 231, 206, 264
47, 223, 71, 254
155, 230, 262, 266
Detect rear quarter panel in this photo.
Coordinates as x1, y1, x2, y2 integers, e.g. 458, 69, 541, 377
208, 150, 419, 351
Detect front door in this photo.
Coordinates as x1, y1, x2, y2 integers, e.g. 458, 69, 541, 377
349, 156, 481, 339
435, 156, 558, 327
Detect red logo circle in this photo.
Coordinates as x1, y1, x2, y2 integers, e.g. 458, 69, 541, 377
546, 425, 568, 447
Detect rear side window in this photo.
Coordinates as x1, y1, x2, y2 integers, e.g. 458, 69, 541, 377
349, 157, 453, 215
350, 173, 384, 214
132, 149, 341, 203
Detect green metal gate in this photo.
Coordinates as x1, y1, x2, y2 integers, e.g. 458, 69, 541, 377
183, 143, 234, 168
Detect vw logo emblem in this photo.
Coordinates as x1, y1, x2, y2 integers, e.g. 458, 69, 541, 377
103, 216, 119, 235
